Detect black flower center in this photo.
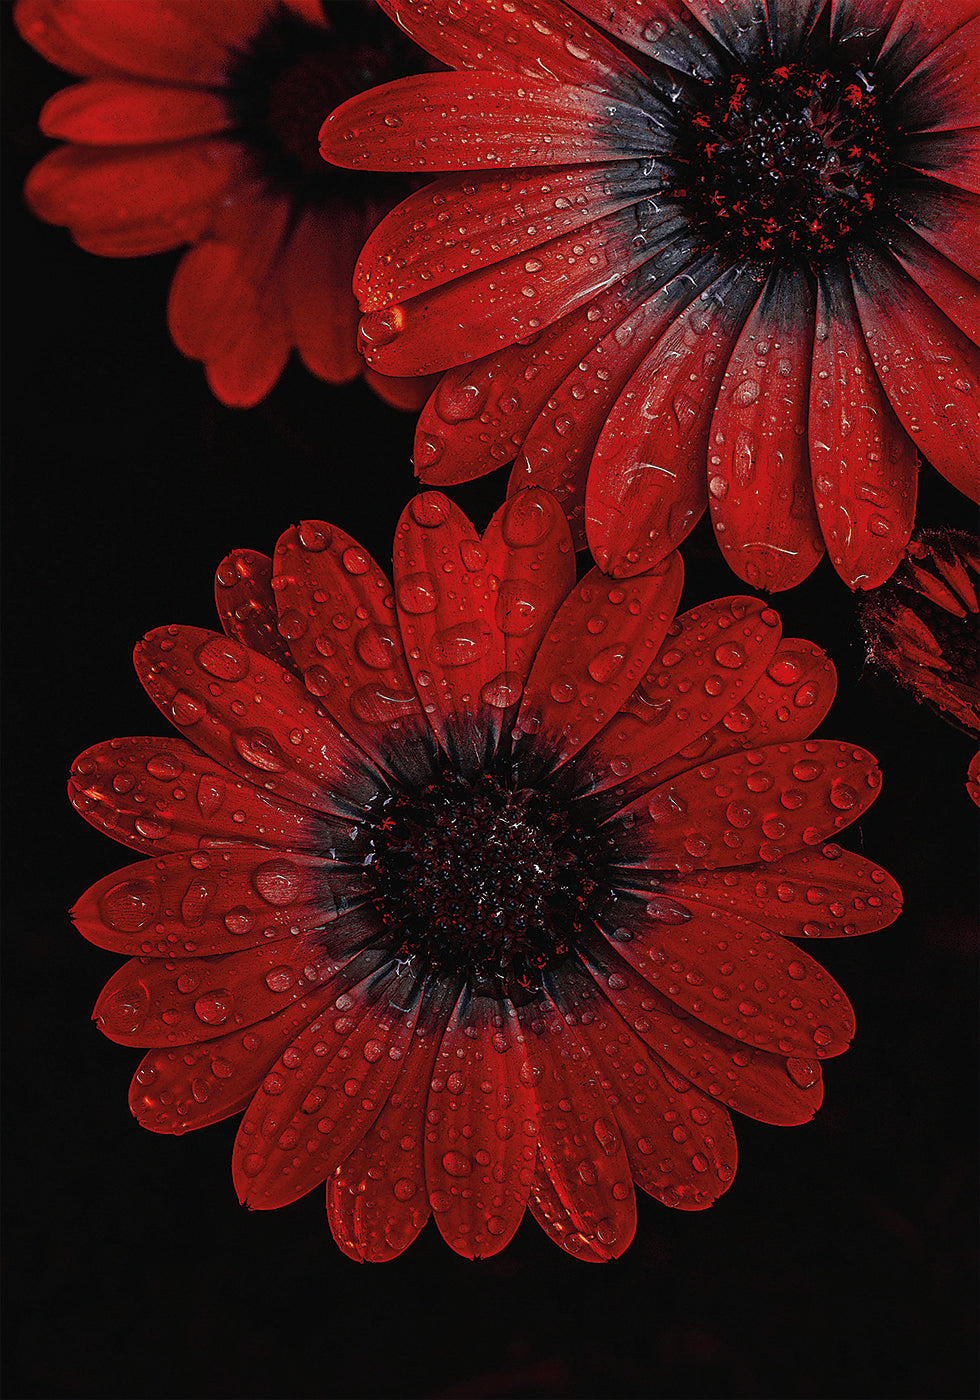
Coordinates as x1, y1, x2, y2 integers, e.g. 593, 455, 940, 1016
672, 62, 890, 265
226, 1, 425, 201
366, 772, 614, 997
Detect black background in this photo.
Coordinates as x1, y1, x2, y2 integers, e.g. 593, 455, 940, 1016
4, 13, 978, 1399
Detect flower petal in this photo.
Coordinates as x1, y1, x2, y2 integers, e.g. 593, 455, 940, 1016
68, 736, 332, 856
665, 844, 903, 939
203, 278, 292, 408
967, 749, 980, 805
568, 596, 783, 797
321, 72, 664, 174
272, 521, 433, 784
514, 555, 684, 776
131, 986, 339, 1135
282, 201, 365, 385
424, 992, 539, 1258
596, 895, 856, 1059
40, 80, 232, 144
73, 848, 367, 957
374, 0, 652, 101
884, 219, 980, 346
569, 0, 725, 80
809, 266, 917, 590
708, 265, 825, 592
24, 140, 246, 256
849, 243, 980, 503
899, 179, 980, 280
899, 129, 980, 195
233, 959, 424, 1210
393, 493, 504, 771
135, 625, 383, 815
526, 1158, 612, 1261
586, 261, 767, 578
327, 978, 461, 1262
888, 7, 980, 132
214, 550, 297, 673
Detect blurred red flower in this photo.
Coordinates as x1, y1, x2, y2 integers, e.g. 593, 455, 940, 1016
322, 0, 980, 589
16, 0, 436, 408
70, 488, 900, 1260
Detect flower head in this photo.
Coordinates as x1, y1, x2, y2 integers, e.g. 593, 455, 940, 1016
16, 0, 437, 407
321, 0, 980, 589
70, 489, 900, 1260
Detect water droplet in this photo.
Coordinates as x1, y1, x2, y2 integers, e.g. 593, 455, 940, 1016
829, 781, 857, 810
396, 572, 439, 614
196, 635, 251, 682
432, 622, 492, 666
252, 858, 303, 906
441, 1150, 472, 1178
265, 966, 296, 993
232, 730, 287, 773
714, 643, 745, 669
98, 878, 157, 931
194, 993, 231, 1025
169, 691, 205, 726
354, 624, 398, 670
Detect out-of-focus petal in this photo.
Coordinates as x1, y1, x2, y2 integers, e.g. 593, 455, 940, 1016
40, 81, 233, 144
282, 201, 365, 385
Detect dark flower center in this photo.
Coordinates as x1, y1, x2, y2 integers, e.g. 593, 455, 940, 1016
226, 1, 425, 200
673, 62, 890, 265
366, 772, 614, 996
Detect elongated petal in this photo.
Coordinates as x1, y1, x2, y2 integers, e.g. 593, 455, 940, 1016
424, 992, 539, 1258
392, 493, 503, 771
708, 266, 824, 591
569, 0, 725, 79
810, 267, 917, 589
135, 626, 383, 815
889, 8, 980, 131
587, 262, 766, 577
899, 180, 980, 280
613, 739, 882, 871
899, 129, 980, 195
214, 550, 297, 672
321, 73, 664, 174
514, 556, 684, 775
527, 1157, 612, 1261
272, 521, 433, 784
884, 219, 980, 346
202, 277, 292, 409
850, 244, 980, 502
282, 200, 365, 385
68, 736, 331, 856
569, 597, 783, 797
234, 961, 423, 1209
327, 977, 460, 1262
665, 844, 903, 939
40, 81, 232, 144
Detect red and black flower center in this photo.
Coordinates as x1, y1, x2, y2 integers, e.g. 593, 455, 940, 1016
674, 63, 890, 263
367, 773, 613, 996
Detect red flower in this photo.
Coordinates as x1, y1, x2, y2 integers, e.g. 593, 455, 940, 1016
16, 0, 437, 408
70, 489, 900, 1260
321, 0, 980, 589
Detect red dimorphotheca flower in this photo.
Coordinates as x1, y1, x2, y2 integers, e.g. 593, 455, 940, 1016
16, 0, 437, 408
70, 489, 900, 1260
321, 0, 980, 590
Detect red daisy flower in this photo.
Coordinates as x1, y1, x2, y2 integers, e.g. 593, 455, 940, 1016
321, 0, 980, 589
16, 0, 438, 408
70, 488, 900, 1261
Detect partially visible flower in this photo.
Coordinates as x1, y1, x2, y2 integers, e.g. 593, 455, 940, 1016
16, 0, 438, 408
858, 526, 979, 802
69, 488, 900, 1261
321, 0, 980, 589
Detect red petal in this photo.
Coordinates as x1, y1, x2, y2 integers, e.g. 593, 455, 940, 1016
613, 739, 883, 872
392, 493, 504, 771
233, 960, 423, 1210
527, 1159, 612, 1261
708, 266, 824, 592
516, 990, 636, 1258
131, 988, 338, 1135
810, 267, 917, 590
271, 521, 431, 783
666, 844, 903, 939
900, 129, 980, 195
569, 597, 783, 797
850, 244, 980, 503
92, 937, 373, 1048
514, 555, 684, 774
885, 220, 980, 346
374, 0, 651, 101
681, 0, 776, 61
327, 978, 460, 1262
356, 204, 672, 377
24, 141, 246, 256
364, 368, 438, 412
580, 939, 825, 1125
480, 489, 576, 708
68, 736, 329, 856
135, 625, 383, 815
40, 80, 232, 144
601, 894, 855, 1059
899, 180, 980, 280
214, 550, 297, 673
424, 993, 538, 1258
355, 162, 659, 314
73, 848, 367, 957
587, 261, 767, 578
554, 960, 738, 1209
890, 8, 980, 132
967, 749, 980, 805
14, 0, 240, 83
321, 73, 664, 174
282, 201, 364, 386
569, 0, 725, 80
202, 278, 292, 408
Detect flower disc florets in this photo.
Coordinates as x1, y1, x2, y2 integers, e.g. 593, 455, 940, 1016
676, 62, 889, 264
368, 771, 612, 995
